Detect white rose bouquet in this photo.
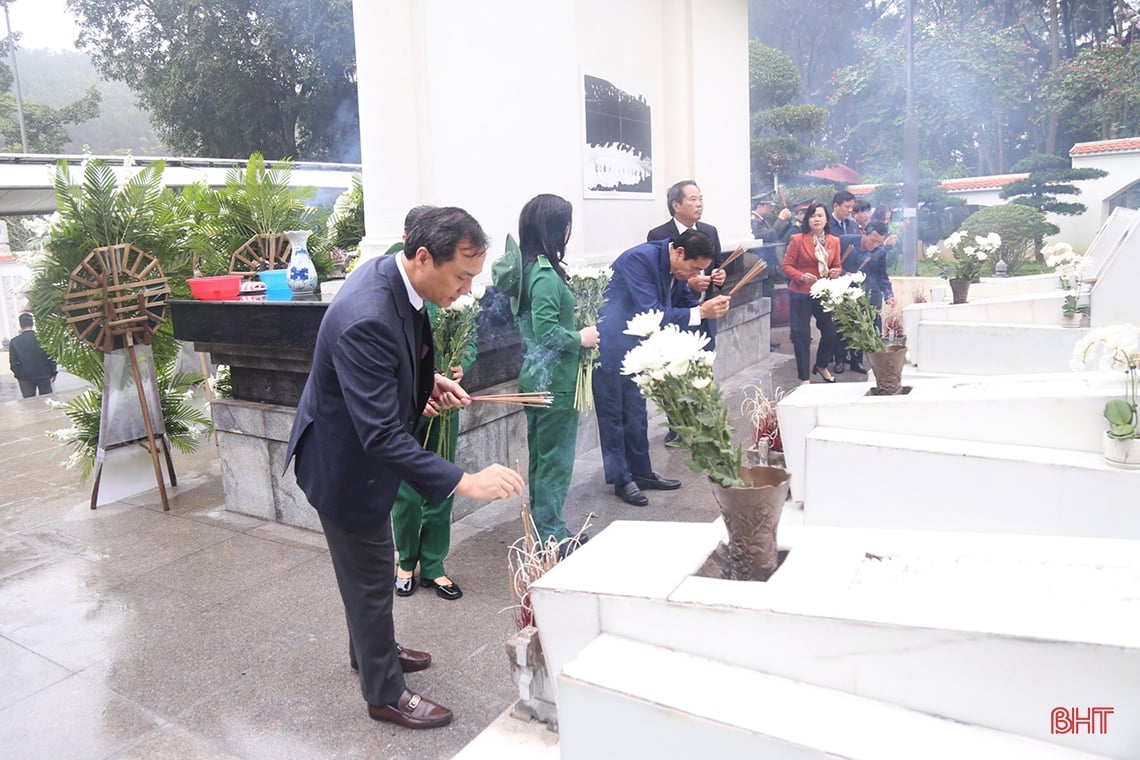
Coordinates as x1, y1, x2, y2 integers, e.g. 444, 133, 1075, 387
565, 265, 611, 411
621, 310, 743, 487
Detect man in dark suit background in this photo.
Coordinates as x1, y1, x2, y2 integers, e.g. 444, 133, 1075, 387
285, 206, 524, 729
8, 312, 56, 398
593, 228, 731, 507
647, 180, 726, 311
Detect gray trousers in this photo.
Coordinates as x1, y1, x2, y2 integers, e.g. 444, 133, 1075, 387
319, 513, 407, 707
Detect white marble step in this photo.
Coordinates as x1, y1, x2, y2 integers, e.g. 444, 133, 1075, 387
802, 426, 1140, 539
557, 634, 1109, 760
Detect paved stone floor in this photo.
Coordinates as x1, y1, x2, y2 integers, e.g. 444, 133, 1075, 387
0, 327, 868, 759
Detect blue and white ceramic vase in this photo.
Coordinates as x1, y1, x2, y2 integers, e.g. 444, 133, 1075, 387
285, 229, 318, 294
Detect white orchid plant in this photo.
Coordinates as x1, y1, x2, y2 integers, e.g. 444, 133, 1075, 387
564, 265, 611, 411
925, 230, 1001, 281
1042, 242, 1093, 318
621, 310, 743, 487
1072, 324, 1140, 440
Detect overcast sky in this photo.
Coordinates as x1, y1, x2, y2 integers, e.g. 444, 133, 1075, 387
5, 0, 82, 52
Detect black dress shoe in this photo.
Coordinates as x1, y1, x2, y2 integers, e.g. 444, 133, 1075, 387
633, 472, 682, 490
351, 644, 431, 673
614, 481, 649, 506
421, 577, 463, 600
368, 690, 453, 729
394, 574, 416, 597
664, 429, 682, 446
833, 361, 846, 374
849, 362, 868, 374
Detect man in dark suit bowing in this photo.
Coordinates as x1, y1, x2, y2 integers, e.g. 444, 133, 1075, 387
593, 228, 731, 507
647, 180, 727, 444
285, 206, 524, 729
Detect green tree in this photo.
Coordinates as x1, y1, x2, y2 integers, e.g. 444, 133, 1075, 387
1046, 39, 1140, 142
958, 203, 1053, 276
749, 41, 837, 194
0, 45, 101, 152
69, 0, 358, 160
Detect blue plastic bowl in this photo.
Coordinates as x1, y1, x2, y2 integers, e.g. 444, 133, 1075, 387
257, 269, 290, 293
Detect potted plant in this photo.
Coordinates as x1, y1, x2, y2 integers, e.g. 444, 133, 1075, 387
622, 311, 789, 580
1072, 325, 1140, 468
810, 272, 907, 395
924, 230, 1001, 304
1043, 242, 1093, 327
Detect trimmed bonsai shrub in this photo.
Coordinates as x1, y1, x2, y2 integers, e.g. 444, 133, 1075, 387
958, 203, 1051, 276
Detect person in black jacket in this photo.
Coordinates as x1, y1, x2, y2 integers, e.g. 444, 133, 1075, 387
9, 313, 57, 398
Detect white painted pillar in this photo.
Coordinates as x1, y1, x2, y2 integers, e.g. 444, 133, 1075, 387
351, 0, 424, 256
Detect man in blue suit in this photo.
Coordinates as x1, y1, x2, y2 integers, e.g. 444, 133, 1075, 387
593, 228, 731, 506
286, 207, 523, 730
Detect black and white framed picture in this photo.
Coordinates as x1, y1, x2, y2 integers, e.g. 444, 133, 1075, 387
582, 73, 653, 196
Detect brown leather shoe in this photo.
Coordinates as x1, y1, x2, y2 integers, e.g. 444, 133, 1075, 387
368, 690, 453, 729
396, 644, 431, 673
350, 644, 432, 674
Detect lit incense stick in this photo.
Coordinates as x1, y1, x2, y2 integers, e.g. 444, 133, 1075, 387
728, 260, 767, 297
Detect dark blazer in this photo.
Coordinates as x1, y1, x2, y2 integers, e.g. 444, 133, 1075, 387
646, 219, 722, 261
285, 253, 463, 533
597, 239, 700, 366
9, 329, 56, 381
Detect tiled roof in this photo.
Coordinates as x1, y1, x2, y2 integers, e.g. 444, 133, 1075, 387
1070, 137, 1140, 155
939, 174, 1027, 192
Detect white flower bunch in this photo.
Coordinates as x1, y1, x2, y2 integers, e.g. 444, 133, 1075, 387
623, 309, 665, 338
1042, 242, 1092, 288
448, 293, 477, 312
620, 310, 740, 486
809, 272, 866, 304
1071, 324, 1140, 373
470, 282, 487, 301
564, 264, 611, 281
620, 322, 713, 382
926, 230, 1000, 280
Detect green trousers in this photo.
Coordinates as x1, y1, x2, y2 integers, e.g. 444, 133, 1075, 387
526, 402, 579, 543
392, 411, 460, 579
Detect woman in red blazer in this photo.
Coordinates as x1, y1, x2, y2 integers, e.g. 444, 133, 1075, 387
782, 202, 842, 384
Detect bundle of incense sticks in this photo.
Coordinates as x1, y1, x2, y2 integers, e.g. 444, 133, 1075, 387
728, 260, 767, 297
468, 391, 553, 407
839, 244, 856, 266
779, 188, 789, 209
717, 245, 747, 271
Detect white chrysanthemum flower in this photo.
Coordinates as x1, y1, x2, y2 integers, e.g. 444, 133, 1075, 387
449, 294, 476, 311
974, 251, 988, 261
470, 282, 487, 301
624, 310, 664, 337
692, 377, 712, 390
